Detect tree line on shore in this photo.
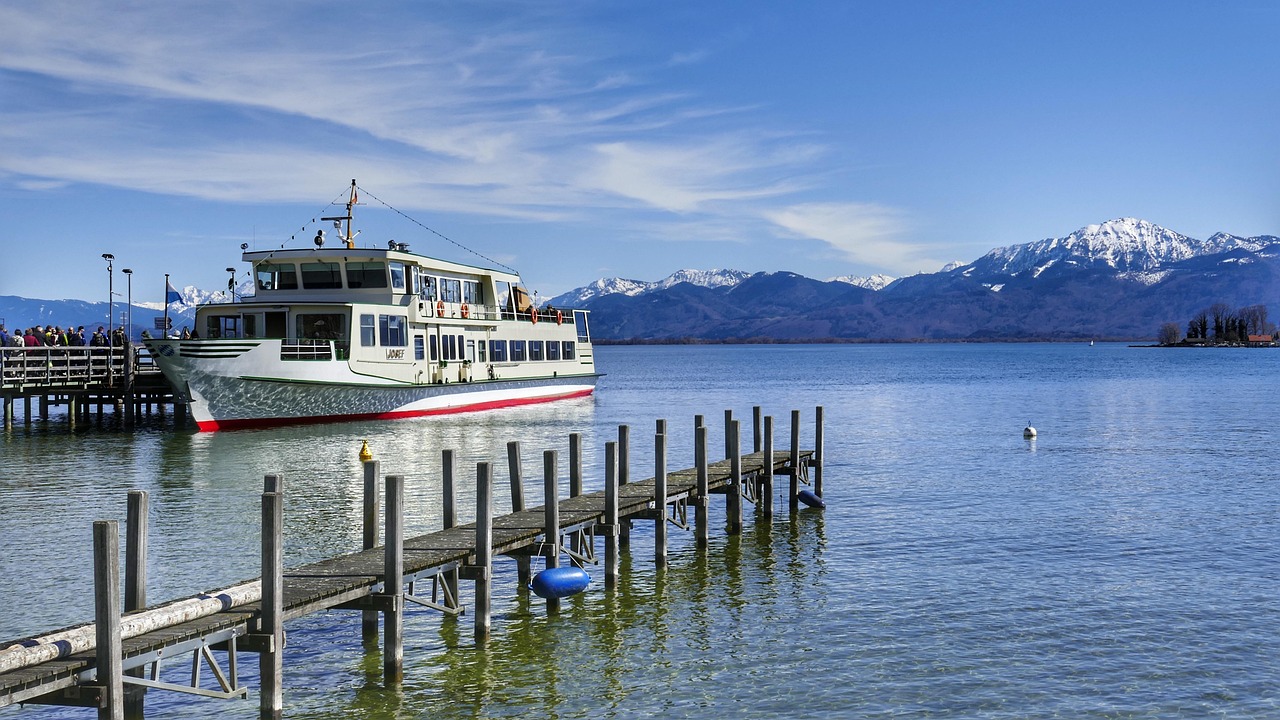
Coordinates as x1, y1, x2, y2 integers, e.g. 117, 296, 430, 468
1159, 303, 1274, 346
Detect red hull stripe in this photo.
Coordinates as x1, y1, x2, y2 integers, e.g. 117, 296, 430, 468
193, 388, 595, 432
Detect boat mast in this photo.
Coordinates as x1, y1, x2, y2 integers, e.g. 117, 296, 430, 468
322, 179, 359, 249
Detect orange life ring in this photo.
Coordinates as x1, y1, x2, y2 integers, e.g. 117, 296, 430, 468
530, 308, 538, 324
555, 310, 563, 325
461, 303, 470, 319
436, 300, 445, 317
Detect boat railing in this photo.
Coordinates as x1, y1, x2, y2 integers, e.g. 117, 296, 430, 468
281, 339, 337, 362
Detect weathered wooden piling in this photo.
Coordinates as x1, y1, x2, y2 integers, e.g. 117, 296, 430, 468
361, 460, 381, 644
815, 405, 825, 497
260, 481, 283, 720
124, 491, 147, 718
569, 433, 582, 557
383, 475, 404, 684
93, 520, 123, 720
695, 425, 709, 548
618, 425, 631, 548
654, 428, 668, 568
542, 450, 561, 613
790, 410, 801, 512
753, 406, 762, 453
506, 442, 531, 590
727, 419, 742, 535
603, 441, 619, 589
441, 449, 459, 609
473, 462, 493, 642
763, 416, 774, 519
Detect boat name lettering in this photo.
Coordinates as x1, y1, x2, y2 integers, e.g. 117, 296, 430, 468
386, 349, 405, 360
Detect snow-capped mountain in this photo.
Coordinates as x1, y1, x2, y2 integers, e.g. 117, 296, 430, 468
546, 269, 750, 307
135, 283, 250, 312
829, 274, 896, 291
960, 218, 1268, 279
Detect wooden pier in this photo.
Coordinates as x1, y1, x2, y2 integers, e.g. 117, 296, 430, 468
0, 407, 824, 719
1, 346, 184, 431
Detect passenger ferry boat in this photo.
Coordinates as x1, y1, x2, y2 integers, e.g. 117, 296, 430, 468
144, 181, 598, 431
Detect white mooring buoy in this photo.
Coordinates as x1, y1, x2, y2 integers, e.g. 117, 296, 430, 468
1023, 422, 1037, 438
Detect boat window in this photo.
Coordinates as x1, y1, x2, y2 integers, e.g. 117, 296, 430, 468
242, 314, 259, 338
546, 341, 560, 361
297, 313, 346, 340
346, 261, 387, 289
490, 340, 507, 362
420, 275, 437, 302
573, 311, 589, 342
457, 335, 464, 360
529, 341, 543, 361
300, 261, 342, 289
360, 314, 376, 346
463, 281, 481, 304
410, 266, 422, 296
206, 315, 239, 339
443, 334, 455, 360
414, 336, 424, 361
389, 262, 406, 292
440, 278, 462, 303
510, 340, 527, 362
429, 335, 438, 361
379, 315, 406, 347
562, 341, 575, 360
256, 262, 298, 291
467, 340, 476, 363
478, 339, 486, 363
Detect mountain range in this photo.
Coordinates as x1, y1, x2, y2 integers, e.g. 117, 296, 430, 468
547, 218, 1280, 341
4, 219, 1276, 341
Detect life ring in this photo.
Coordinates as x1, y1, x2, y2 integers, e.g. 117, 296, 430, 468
556, 310, 563, 325
436, 300, 445, 317
461, 304, 470, 319
530, 308, 538, 324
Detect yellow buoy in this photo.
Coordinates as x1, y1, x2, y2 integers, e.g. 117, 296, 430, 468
359, 440, 373, 462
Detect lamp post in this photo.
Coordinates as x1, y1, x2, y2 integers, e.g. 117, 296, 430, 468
102, 254, 114, 343
226, 267, 237, 302
122, 268, 133, 342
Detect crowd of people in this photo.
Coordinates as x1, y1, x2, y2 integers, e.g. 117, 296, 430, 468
0, 324, 128, 350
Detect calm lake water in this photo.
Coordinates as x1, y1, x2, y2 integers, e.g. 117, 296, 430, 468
2, 343, 1277, 718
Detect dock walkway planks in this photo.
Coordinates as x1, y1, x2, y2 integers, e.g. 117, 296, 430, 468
0, 448, 814, 709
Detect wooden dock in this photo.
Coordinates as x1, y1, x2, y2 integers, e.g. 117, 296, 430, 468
1, 346, 184, 430
0, 407, 824, 719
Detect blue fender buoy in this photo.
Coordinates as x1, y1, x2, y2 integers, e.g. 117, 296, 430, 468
529, 566, 591, 599
797, 489, 825, 509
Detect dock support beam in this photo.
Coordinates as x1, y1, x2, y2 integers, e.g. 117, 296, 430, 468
727, 419, 742, 535
383, 475, 404, 684
695, 425, 709, 548
542, 450, 561, 614
763, 416, 774, 520
124, 491, 148, 719
361, 460, 381, 644
654, 427, 667, 568
260, 481, 284, 720
474, 463, 493, 643
790, 410, 801, 513
93, 520, 124, 720
617, 425, 630, 548
815, 405, 824, 498
604, 441, 619, 589
507, 442, 530, 591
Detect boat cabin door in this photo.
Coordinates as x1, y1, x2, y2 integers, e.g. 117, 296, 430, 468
265, 312, 287, 339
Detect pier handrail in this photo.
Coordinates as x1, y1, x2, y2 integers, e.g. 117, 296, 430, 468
0, 346, 131, 391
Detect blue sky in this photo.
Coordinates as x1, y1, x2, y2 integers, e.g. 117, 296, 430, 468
3, 1, 1279, 303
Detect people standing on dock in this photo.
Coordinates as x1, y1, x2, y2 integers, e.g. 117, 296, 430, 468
70, 326, 85, 346
0, 325, 8, 348
24, 328, 40, 347
91, 326, 108, 347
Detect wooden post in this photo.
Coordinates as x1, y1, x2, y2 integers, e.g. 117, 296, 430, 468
790, 409, 801, 513
474, 462, 493, 643
93, 520, 124, 720
727, 419, 742, 535
569, 433, 582, 557
542, 450, 561, 613
123, 345, 135, 430
604, 441, 619, 589
815, 405, 825, 498
694, 413, 703, 430
264, 473, 283, 495
763, 416, 774, 520
3, 396, 11, 431
124, 490, 147, 719
752, 406, 762, 453
260, 490, 283, 720
442, 449, 459, 609
654, 429, 667, 568
507, 441, 531, 590
656, 418, 667, 436
618, 424, 630, 548
361, 461, 380, 644
383, 475, 404, 684
724, 409, 733, 459
695, 425, 709, 548
68, 394, 77, 429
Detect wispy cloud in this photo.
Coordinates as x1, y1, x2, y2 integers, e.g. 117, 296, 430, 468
764, 202, 941, 275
